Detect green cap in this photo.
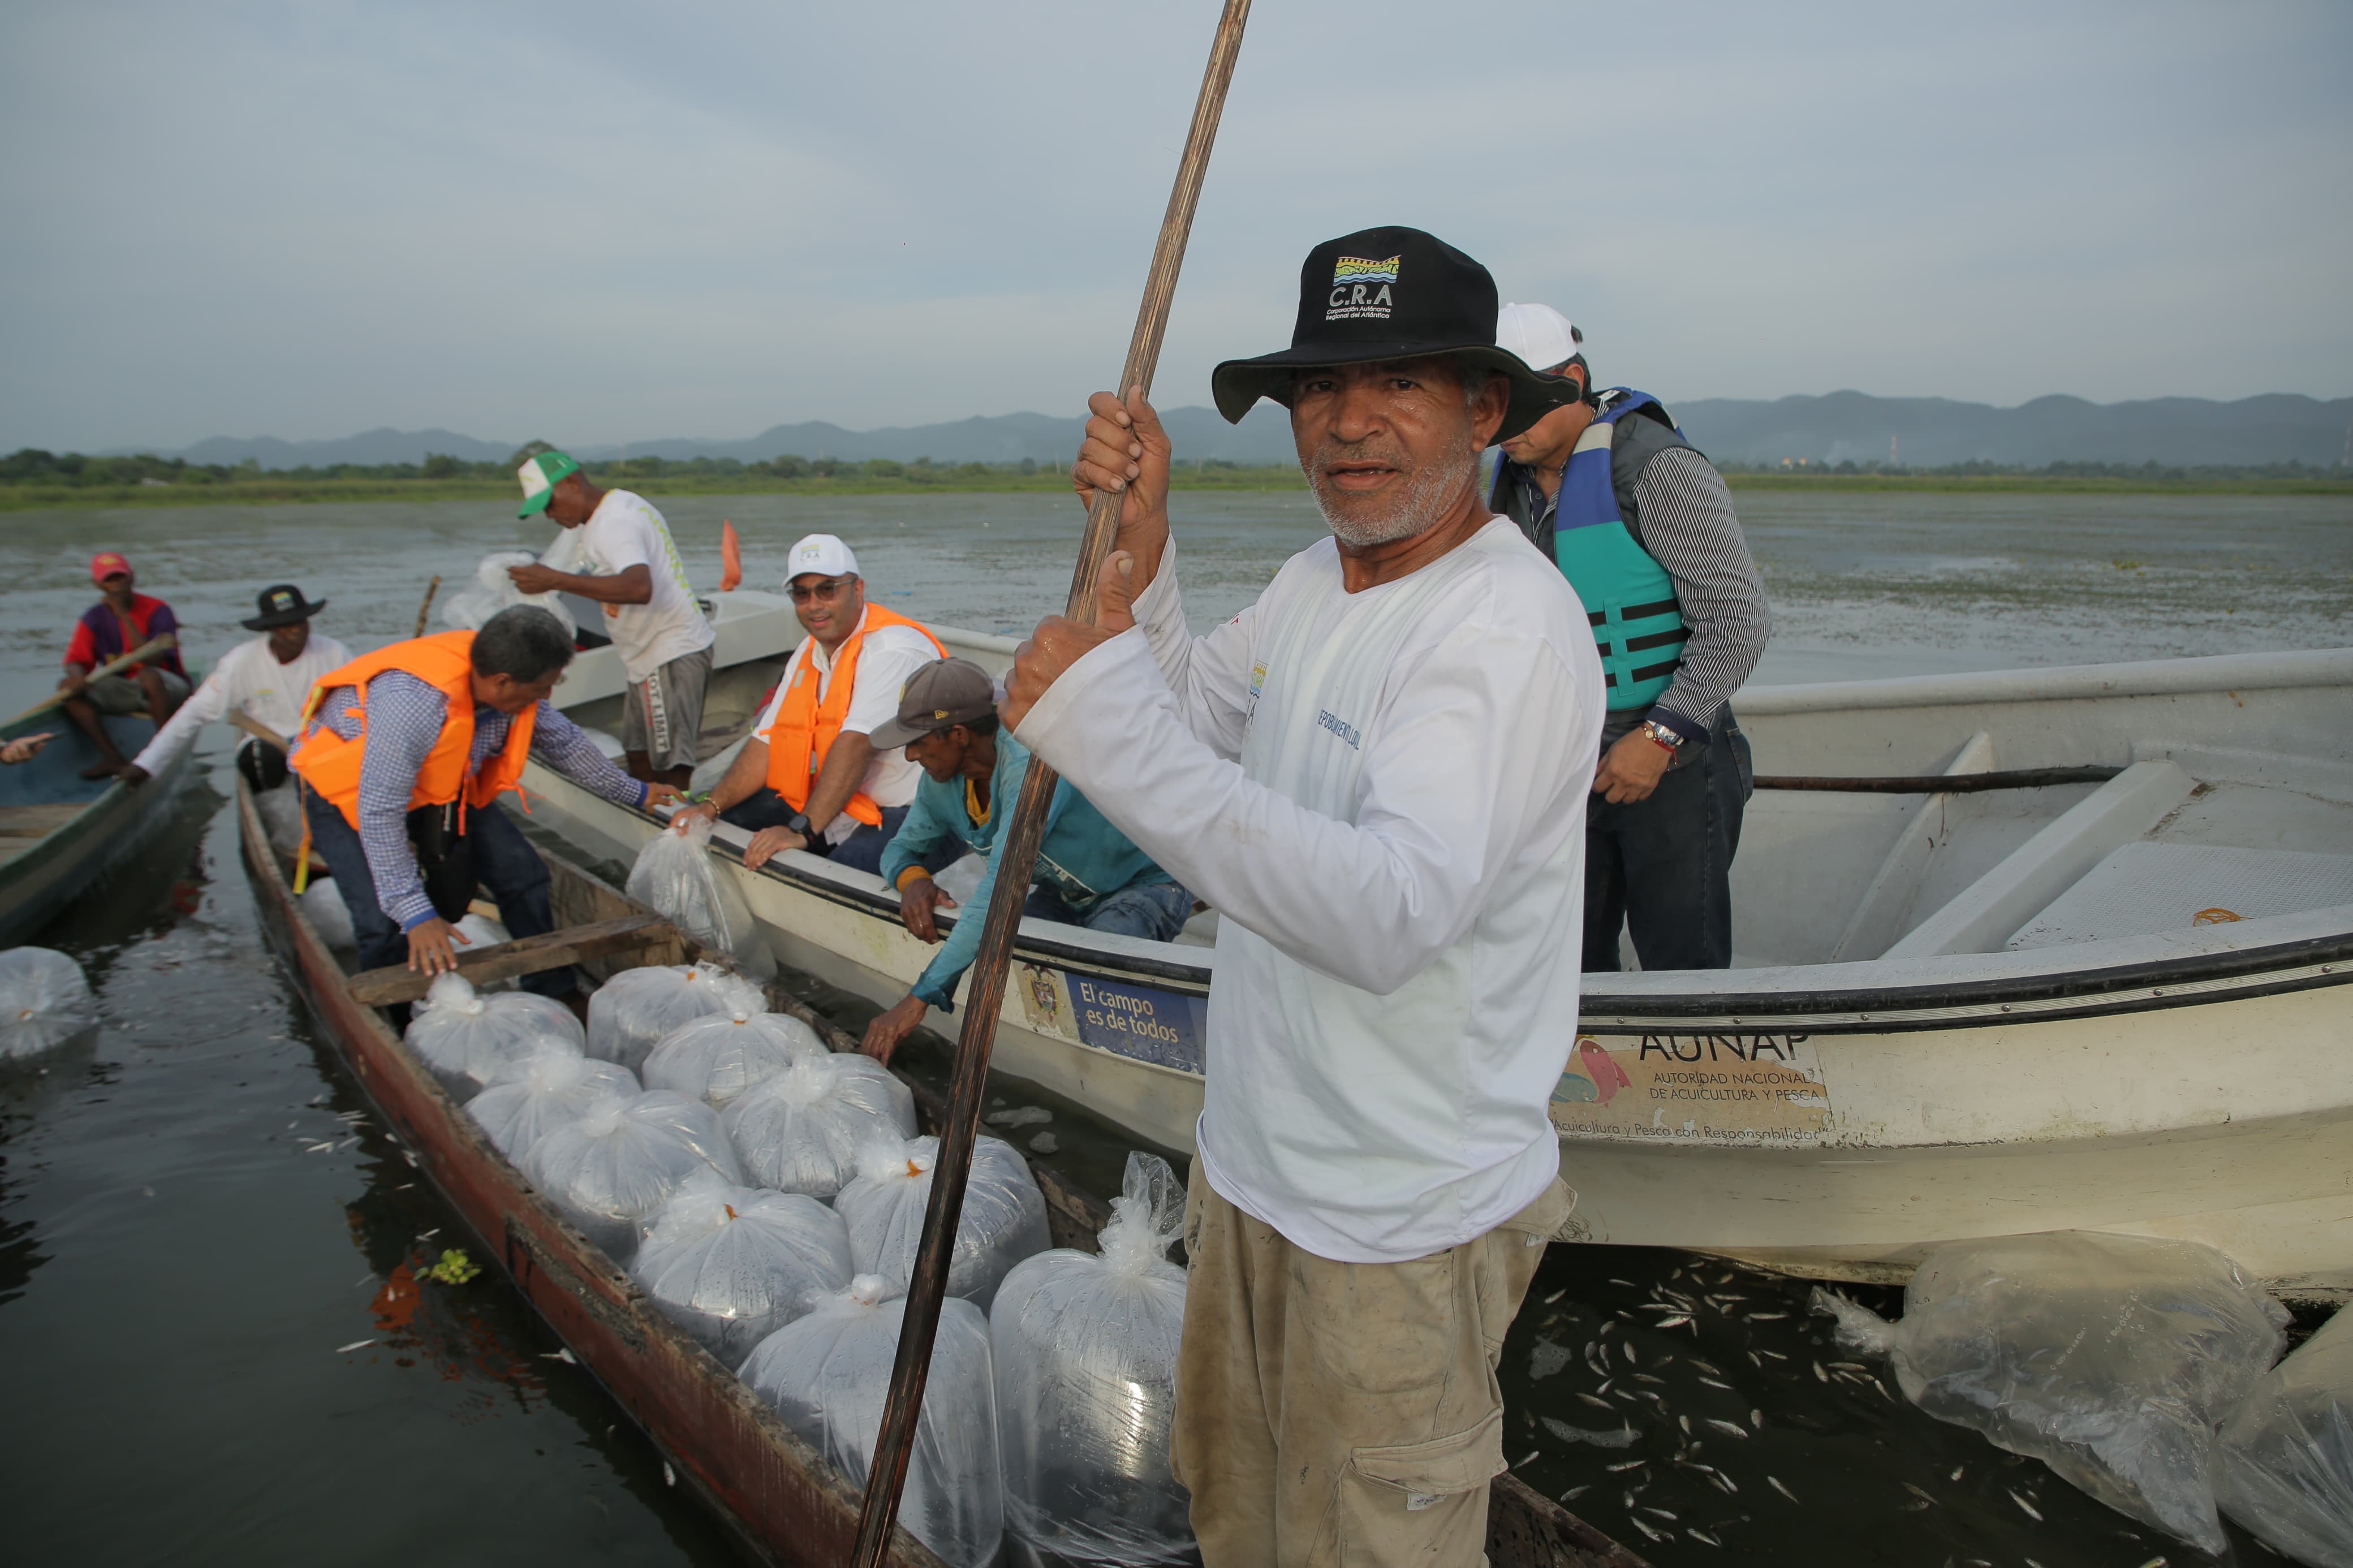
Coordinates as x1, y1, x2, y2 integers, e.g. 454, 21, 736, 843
516, 450, 582, 517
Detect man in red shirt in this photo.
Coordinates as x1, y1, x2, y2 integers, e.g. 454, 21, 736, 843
59, 551, 189, 779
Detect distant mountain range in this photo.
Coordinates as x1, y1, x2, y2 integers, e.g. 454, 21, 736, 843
106, 392, 2353, 470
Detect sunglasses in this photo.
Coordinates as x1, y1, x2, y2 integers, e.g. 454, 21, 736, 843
788, 575, 856, 604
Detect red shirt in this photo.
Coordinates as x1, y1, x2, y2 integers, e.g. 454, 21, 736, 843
65, 594, 185, 677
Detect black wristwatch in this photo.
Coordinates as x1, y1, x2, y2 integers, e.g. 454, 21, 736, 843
784, 811, 812, 837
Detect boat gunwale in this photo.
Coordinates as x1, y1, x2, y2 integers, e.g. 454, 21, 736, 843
540, 777, 2353, 1035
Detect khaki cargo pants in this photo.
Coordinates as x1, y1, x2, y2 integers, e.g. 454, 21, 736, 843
1171, 1167, 1572, 1568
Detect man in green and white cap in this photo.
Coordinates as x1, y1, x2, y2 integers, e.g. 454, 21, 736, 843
508, 450, 716, 788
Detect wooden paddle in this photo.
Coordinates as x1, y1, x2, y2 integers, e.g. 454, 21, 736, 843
6, 634, 179, 728
847, 3, 1253, 1562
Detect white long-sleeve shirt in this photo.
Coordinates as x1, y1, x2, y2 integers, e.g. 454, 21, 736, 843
1015, 522, 1605, 1263
131, 633, 354, 775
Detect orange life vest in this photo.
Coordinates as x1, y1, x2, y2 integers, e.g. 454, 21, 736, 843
288, 630, 538, 831
760, 604, 944, 827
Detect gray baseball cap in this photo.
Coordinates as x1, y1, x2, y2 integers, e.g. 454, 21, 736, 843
868, 657, 1000, 749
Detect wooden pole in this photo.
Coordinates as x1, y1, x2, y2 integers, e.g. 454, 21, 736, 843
847, 3, 1252, 1562
413, 575, 442, 638
6, 634, 179, 727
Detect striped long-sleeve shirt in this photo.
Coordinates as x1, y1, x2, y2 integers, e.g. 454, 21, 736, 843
310, 671, 648, 930
1494, 442, 1770, 750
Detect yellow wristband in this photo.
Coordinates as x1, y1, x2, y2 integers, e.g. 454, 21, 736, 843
895, 866, 932, 892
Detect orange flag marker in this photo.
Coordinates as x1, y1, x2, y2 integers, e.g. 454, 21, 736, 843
719, 520, 743, 592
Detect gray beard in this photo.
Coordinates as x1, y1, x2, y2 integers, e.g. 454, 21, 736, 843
1309, 444, 1480, 548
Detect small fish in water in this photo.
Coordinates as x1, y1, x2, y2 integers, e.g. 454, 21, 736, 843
1540, 1418, 1637, 1450
1829, 1360, 1868, 1372
1576, 1393, 1614, 1411
1634, 1373, 1666, 1386
1901, 1498, 1932, 1513
1631, 1518, 1671, 1544
1600, 1320, 1618, 1337
1609, 1278, 1635, 1288
2009, 1490, 2044, 1522
1606, 1458, 1647, 1471
663, 1462, 675, 1488
542, 1347, 576, 1363
1512, 1450, 1539, 1469
1561, 1485, 1590, 1501
1542, 1289, 1564, 1303
1750, 1407, 1765, 1430
1902, 1482, 1937, 1505
1749, 1311, 1788, 1321
1640, 1506, 1678, 1522
2136, 1560, 2168, 1568
1760, 1349, 1789, 1361
1687, 1357, 1723, 1376
1688, 1528, 1723, 1546
1699, 1376, 1734, 1390
1703, 1419, 1749, 1439
1623, 1344, 1639, 1366
1678, 1415, 1692, 1435
1746, 1351, 1763, 1368
1949, 1465, 1964, 1482
1710, 1472, 1739, 1494
335, 1338, 375, 1353
1812, 1362, 1829, 1382
1769, 1476, 1799, 1504
1655, 1315, 1693, 1329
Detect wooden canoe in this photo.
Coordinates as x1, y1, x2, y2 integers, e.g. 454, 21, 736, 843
234, 776, 1645, 1568
0, 708, 194, 947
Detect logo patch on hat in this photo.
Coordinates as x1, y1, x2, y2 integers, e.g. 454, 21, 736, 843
1326, 255, 1400, 322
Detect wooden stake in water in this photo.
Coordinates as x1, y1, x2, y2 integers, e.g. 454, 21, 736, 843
847, 3, 1253, 1563
413, 576, 441, 638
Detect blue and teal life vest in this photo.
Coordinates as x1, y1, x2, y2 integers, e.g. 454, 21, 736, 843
1490, 390, 1691, 711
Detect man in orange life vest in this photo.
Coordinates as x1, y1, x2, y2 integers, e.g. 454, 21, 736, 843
671, 534, 961, 880
290, 606, 684, 996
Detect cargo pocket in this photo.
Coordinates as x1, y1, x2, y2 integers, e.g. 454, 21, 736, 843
1330, 1407, 1506, 1568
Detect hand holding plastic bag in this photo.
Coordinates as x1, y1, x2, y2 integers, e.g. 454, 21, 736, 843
626, 817, 770, 978
992, 1152, 1194, 1564
1813, 1230, 2288, 1556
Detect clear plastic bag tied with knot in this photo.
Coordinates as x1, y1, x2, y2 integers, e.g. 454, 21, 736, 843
719, 1053, 916, 1199
642, 1007, 825, 1112
519, 1090, 740, 1264
1811, 1230, 2289, 1555
464, 1043, 639, 1161
836, 1133, 1051, 1311
740, 1275, 1002, 1568
441, 551, 576, 638
2217, 1304, 2353, 1567
627, 817, 769, 977
587, 962, 765, 1074
992, 1152, 1194, 1563
0, 947, 97, 1060
298, 876, 358, 951
402, 973, 585, 1094
622, 1089, 748, 1188
629, 1172, 854, 1363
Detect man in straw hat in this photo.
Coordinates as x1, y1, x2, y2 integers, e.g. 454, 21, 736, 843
1002, 226, 1602, 1565
1487, 303, 1768, 972
120, 583, 352, 791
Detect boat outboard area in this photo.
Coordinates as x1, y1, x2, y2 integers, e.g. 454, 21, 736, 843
529, 597, 2353, 1301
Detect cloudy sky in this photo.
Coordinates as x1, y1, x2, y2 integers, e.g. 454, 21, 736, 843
3, 0, 2347, 452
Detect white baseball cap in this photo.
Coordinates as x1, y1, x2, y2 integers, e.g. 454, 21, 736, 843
1497, 303, 1584, 374
785, 533, 859, 583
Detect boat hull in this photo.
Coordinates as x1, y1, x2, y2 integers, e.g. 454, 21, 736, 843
0, 712, 192, 947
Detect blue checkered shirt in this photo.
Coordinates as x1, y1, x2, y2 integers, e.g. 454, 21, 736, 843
308, 670, 648, 930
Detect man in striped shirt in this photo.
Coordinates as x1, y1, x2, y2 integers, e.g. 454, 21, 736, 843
1488, 304, 1769, 970
294, 607, 681, 1002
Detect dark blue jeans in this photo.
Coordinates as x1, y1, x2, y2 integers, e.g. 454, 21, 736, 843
1024, 880, 1195, 942
302, 792, 570, 997
720, 788, 964, 879
1582, 710, 1753, 973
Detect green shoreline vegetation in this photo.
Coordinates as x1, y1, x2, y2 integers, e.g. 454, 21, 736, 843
3, 444, 2347, 511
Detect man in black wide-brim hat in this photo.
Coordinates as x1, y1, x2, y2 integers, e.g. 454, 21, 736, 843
122, 583, 354, 792
1001, 227, 1609, 1566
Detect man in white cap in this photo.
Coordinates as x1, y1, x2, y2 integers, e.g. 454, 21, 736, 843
505, 450, 717, 789
670, 534, 946, 876
1488, 303, 1769, 971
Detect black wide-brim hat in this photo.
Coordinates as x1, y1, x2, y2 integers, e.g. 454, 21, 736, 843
242, 583, 327, 630
1210, 226, 1580, 443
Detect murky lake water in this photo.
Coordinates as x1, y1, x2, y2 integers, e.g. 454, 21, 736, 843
1, 489, 2343, 1566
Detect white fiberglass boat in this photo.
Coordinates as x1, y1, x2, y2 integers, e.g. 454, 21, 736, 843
528, 589, 2353, 1297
